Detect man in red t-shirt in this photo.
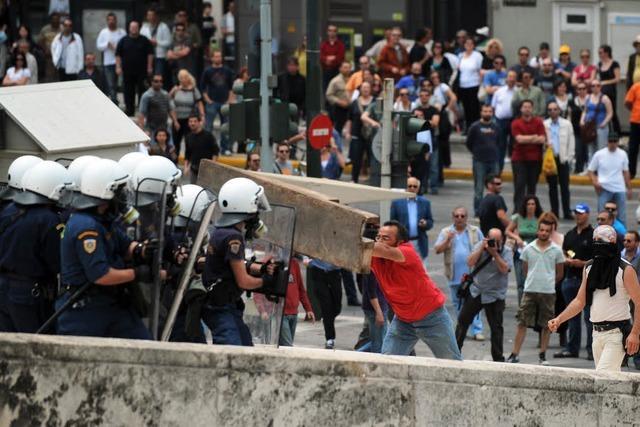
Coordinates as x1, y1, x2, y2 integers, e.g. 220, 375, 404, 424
320, 24, 345, 93
510, 99, 546, 210
371, 220, 462, 359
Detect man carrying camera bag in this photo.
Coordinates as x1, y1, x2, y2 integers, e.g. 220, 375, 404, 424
455, 228, 512, 361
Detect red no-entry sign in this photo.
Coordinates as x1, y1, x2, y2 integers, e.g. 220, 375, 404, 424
308, 114, 333, 150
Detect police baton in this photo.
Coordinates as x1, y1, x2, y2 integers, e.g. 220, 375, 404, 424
161, 200, 216, 342
36, 281, 93, 334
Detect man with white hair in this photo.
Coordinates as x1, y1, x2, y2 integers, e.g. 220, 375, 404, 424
549, 225, 640, 371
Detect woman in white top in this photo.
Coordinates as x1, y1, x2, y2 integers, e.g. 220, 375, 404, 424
2, 53, 31, 86
549, 225, 640, 372
457, 38, 483, 131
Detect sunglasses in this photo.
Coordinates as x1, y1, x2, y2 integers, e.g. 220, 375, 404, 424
605, 207, 617, 212
493, 182, 502, 186
453, 214, 467, 218
407, 184, 419, 188
278, 150, 289, 153
580, 55, 590, 58
624, 239, 635, 243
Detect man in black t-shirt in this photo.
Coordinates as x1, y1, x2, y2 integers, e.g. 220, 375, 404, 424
467, 104, 500, 214
411, 88, 440, 194
478, 174, 510, 236
556, 203, 594, 359
184, 115, 220, 184
116, 21, 154, 116
200, 49, 234, 153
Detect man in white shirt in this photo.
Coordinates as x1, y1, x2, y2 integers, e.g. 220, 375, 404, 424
222, 1, 236, 68
544, 101, 575, 219
51, 18, 83, 81
141, 7, 172, 90
491, 70, 517, 173
588, 136, 633, 227
96, 13, 126, 103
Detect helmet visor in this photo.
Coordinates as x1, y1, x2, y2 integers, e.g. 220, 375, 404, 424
256, 186, 271, 212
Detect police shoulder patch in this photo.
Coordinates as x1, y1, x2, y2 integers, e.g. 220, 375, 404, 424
228, 239, 242, 254
83, 238, 97, 254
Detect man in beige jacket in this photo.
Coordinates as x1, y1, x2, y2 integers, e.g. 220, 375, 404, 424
544, 101, 575, 220
325, 61, 352, 132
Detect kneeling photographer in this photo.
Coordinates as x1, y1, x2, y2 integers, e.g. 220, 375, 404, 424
455, 228, 512, 361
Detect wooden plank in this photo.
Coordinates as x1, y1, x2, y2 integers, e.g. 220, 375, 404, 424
252, 172, 414, 204
197, 161, 378, 273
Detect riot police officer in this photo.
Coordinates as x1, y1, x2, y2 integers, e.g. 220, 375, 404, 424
202, 177, 278, 346
161, 184, 213, 343
0, 155, 43, 209
55, 159, 158, 339
0, 161, 72, 332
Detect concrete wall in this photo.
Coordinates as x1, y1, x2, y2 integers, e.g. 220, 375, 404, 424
1, 333, 640, 426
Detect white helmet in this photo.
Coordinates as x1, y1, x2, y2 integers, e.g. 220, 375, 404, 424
131, 156, 182, 206
173, 184, 214, 227
215, 177, 270, 227
0, 155, 43, 200
118, 152, 149, 185
73, 159, 129, 209
67, 155, 100, 191
13, 160, 72, 205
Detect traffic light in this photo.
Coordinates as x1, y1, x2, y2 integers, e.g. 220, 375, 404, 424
270, 100, 299, 141
221, 80, 260, 141
396, 112, 429, 161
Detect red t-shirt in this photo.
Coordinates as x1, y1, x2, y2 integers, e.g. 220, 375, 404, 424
371, 243, 445, 323
510, 116, 545, 162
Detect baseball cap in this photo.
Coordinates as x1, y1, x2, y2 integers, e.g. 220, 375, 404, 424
574, 203, 590, 214
559, 44, 571, 55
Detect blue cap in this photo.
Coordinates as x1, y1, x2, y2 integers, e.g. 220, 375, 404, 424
574, 203, 590, 214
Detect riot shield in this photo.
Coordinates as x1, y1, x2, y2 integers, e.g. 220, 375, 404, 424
210, 203, 296, 347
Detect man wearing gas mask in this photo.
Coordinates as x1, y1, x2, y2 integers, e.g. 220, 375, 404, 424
202, 177, 279, 346
55, 159, 160, 339
0, 161, 72, 333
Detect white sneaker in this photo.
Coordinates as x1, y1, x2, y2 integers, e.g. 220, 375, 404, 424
325, 339, 335, 349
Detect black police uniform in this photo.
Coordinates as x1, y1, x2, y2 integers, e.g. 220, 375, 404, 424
201, 226, 253, 346
0, 202, 63, 332
55, 211, 151, 339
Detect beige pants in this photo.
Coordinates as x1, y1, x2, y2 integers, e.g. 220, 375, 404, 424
592, 329, 626, 372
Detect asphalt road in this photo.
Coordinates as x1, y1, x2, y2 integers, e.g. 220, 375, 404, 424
290, 177, 640, 372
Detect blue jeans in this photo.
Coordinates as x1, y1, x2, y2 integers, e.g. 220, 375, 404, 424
103, 64, 118, 103
202, 304, 253, 346
205, 101, 229, 152
357, 309, 388, 353
495, 118, 512, 173
55, 291, 151, 339
597, 190, 626, 227
427, 142, 440, 192
473, 159, 499, 215
561, 276, 582, 354
449, 283, 483, 336
279, 314, 298, 346
381, 305, 463, 360
514, 257, 526, 305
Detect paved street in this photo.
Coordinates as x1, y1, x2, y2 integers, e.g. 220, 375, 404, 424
290, 176, 640, 373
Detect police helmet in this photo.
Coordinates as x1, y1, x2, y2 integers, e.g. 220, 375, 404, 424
72, 159, 129, 209
0, 155, 43, 200
13, 160, 73, 205
173, 184, 214, 228
131, 156, 182, 207
214, 177, 270, 227
67, 155, 101, 191
118, 152, 149, 186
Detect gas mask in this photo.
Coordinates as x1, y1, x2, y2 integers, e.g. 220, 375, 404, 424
244, 215, 267, 240
112, 185, 139, 225
167, 193, 181, 217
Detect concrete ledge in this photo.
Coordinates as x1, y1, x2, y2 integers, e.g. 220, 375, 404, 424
1, 333, 639, 426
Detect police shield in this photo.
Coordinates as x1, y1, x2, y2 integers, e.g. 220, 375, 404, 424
240, 203, 296, 346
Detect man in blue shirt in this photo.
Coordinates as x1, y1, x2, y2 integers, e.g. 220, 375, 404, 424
482, 54, 507, 105
434, 206, 485, 341
395, 62, 424, 102
390, 177, 434, 265
604, 200, 627, 237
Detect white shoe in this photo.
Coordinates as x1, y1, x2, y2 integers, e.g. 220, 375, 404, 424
325, 339, 335, 349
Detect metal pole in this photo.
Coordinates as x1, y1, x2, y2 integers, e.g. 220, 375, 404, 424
305, 0, 321, 178
161, 201, 216, 342
259, 0, 274, 173
379, 78, 395, 223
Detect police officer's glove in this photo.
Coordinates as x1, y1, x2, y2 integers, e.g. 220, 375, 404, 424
134, 265, 153, 283
261, 273, 277, 294
133, 239, 159, 265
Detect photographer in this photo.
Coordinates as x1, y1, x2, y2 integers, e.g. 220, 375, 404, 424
455, 228, 512, 362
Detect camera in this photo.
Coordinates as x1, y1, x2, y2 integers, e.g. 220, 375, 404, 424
487, 239, 496, 248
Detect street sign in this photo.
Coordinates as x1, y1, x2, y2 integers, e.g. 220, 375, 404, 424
308, 114, 333, 150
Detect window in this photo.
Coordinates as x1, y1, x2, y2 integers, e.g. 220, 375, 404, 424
560, 7, 592, 32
